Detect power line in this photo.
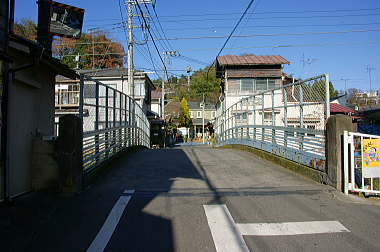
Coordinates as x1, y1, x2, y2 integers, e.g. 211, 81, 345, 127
60, 40, 380, 57
56, 27, 380, 47
86, 12, 380, 27
179, 40, 380, 52
85, 7, 380, 22
163, 22, 380, 32
207, 0, 256, 80
150, 28, 380, 41
134, 1, 168, 78
144, 3, 173, 52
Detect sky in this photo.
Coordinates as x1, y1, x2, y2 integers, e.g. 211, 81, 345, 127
15, 0, 380, 92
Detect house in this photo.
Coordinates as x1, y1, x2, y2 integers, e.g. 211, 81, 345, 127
151, 88, 162, 118
216, 54, 290, 112
215, 54, 295, 128
164, 101, 181, 123
56, 68, 155, 113
188, 101, 216, 138
214, 54, 335, 132
1, 34, 78, 199
55, 68, 155, 133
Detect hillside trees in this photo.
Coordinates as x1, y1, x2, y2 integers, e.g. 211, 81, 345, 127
13, 18, 125, 69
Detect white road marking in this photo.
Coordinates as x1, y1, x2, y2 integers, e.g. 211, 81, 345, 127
203, 205, 250, 252
123, 189, 135, 194
87, 194, 133, 252
204, 204, 350, 252
237, 221, 349, 236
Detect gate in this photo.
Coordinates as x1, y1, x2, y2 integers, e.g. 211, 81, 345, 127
214, 74, 330, 170
343, 131, 380, 195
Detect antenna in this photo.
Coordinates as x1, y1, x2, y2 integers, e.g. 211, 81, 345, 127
365, 65, 375, 92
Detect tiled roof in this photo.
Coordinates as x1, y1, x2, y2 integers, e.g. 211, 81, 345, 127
217, 54, 289, 66
330, 103, 355, 113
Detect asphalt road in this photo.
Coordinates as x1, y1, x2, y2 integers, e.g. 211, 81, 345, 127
5, 146, 380, 251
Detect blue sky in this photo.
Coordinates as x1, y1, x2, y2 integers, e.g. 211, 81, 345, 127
15, 0, 380, 91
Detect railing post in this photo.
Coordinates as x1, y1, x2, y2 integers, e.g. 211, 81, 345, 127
261, 93, 265, 144
105, 86, 109, 159
325, 74, 330, 120
299, 84, 304, 152
128, 97, 132, 147
271, 90, 275, 146
119, 92, 123, 150
253, 95, 256, 144
113, 89, 116, 154
283, 86, 288, 152
95, 81, 99, 165
124, 94, 127, 149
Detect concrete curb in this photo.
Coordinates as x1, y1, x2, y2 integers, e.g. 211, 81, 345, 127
219, 144, 327, 185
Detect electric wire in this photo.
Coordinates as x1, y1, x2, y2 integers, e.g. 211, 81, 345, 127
135, 1, 168, 78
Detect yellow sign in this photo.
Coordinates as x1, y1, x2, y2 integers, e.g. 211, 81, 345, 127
362, 139, 380, 169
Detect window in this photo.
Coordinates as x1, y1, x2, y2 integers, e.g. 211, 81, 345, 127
268, 79, 276, 90
263, 112, 275, 125
190, 111, 193, 118
256, 79, 267, 91
212, 111, 216, 118
227, 79, 240, 94
307, 125, 316, 136
241, 79, 254, 92
197, 111, 202, 118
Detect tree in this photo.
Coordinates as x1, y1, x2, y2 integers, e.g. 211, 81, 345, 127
54, 32, 125, 69
13, 18, 37, 41
179, 97, 191, 127
188, 66, 220, 102
302, 79, 339, 101
13, 18, 125, 69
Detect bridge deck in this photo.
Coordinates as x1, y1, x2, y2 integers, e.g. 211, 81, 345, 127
2, 146, 380, 251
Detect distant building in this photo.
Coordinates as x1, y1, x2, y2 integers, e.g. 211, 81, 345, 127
215, 54, 290, 112
55, 68, 155, 133
164, 101, 181, 123
151, 89, 162, 118
188, 101, 216, 138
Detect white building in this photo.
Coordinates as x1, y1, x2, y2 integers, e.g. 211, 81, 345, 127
55, 68, 155, 133
215, 55, 326, 131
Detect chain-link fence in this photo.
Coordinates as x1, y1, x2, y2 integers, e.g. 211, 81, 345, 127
79, 74, 150, 171
214, 74, 330, 171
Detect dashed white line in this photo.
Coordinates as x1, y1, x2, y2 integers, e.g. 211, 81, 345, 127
203, 205, 250, 252
123, 189, 135, 194
87, 191, 134, 252
204, 204, 350, 252
237, 221, 349, 236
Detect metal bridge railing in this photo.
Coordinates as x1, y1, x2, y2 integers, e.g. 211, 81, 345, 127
215, 74, 330, 171
79, 74, 150, 172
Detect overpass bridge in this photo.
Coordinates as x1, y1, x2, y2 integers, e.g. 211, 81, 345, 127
1, 74, 380, 251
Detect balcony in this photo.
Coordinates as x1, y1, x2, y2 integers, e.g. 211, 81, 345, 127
55, 89, 80, 108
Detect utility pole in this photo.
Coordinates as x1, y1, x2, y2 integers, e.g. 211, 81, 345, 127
161, 50, 177, 120
186, 66, 191, 90
340, 78, 350, 94
201, 93, 205, 144
127, 0, 134, 100
366, 65, 375, 93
